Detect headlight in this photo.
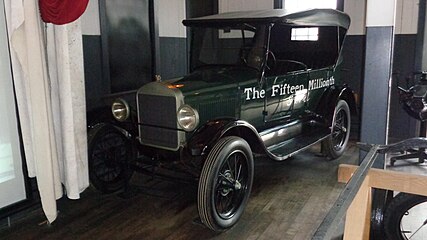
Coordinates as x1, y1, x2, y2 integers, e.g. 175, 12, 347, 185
112, 98, 130, 122
177, 105, 199, 131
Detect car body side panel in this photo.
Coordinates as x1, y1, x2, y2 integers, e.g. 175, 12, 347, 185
187, 119, 266, 156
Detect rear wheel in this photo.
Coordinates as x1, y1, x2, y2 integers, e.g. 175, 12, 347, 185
198, 136, 254, 232
88, 124, 133, 193
322, 100, 351, 159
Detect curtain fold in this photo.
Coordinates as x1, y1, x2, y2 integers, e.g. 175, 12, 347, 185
4, 0, 89, 223
46, 21, 89, 200
39, 0, 89, 25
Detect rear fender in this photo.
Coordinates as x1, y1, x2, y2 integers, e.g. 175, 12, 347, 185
187, 119, 265, 156
316, 86, 357, 126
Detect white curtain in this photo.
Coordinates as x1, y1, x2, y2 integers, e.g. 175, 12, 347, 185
4, 0, 89, 223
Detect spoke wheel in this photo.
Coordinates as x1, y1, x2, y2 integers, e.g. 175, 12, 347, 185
384, 193, 427, 240
88, 124, 133, 193
322, 100, 351, 159
332, 107, 349, 151
198, 136, 254, 232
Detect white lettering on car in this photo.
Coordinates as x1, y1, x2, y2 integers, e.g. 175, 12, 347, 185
308, 76, 335, 91
244, 87, 266, 100
243, 76, 335, 101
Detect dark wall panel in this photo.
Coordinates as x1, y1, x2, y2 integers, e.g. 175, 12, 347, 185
390, 34, 418, 141
159, 37, 188, 79
340, 34, 418, 141
83, 35, 106, 111
103, 0, 152, 93
360, 26, 394, 153
341, 35, 365, 96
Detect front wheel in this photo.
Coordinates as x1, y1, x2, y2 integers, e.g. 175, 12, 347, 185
383, 193, 427, 240
88, 123, 134, 193
197, 136, 254, 232
322, 100, 351, 159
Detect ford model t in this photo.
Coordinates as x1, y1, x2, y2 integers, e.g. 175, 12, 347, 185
88, 9, 355, 232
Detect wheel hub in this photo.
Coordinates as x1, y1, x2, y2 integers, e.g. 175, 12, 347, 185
220, 171, 233, 196
234, 180, 242, 190
220, 170, 242, 196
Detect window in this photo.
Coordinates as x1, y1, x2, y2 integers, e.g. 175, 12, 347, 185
284, 0, 336, 41
0, 2, 27, 209
191, 27, 262, 71
268, 24, 340, 74
291, 27, 318, 41
283, 0, 336, 11
219, 29, 255, 39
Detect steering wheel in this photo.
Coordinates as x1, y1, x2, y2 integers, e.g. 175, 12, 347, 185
279, 59, 308, 71
239, 47, 250, 65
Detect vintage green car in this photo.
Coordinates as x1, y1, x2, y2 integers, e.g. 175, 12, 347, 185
88, 8, 355, 232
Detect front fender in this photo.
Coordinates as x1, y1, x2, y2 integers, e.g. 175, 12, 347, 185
187, 119, 265, 156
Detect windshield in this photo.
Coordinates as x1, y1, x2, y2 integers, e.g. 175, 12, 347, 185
189, 25, 266, 72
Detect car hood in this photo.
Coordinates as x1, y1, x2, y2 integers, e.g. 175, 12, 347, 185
165, 66, 259, 96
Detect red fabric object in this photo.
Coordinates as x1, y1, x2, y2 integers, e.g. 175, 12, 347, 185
39, 0, 89, 25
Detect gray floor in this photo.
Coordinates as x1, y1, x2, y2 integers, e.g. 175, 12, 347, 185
386, 152, 427, 175
0, 143, 359, 240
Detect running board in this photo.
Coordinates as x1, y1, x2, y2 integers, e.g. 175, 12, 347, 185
266, 128, 330, 161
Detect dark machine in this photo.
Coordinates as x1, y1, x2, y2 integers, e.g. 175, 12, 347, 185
391, 71, 427, 165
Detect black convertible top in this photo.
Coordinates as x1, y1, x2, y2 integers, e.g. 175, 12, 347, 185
183, 8, 350, 29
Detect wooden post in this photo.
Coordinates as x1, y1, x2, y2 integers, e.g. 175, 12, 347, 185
343, 176, 371, 240
338, 163, 427, 239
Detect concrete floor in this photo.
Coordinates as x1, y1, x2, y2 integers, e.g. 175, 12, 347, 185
0, 143, 359, 240
386, 151, 427, 175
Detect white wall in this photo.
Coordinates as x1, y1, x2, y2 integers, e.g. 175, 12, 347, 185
219, 0, 274, 13
344, 0, 366, 35
158, 0, 186, 38
78, 0, 419, 37
81, 0, 187, 38
80, 0, 100, 35
395, 0, 418, 34
344, 0, 418, 35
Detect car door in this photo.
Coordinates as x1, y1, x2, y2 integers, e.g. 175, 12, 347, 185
263, 24, 312, 124
263, 69, 308, 123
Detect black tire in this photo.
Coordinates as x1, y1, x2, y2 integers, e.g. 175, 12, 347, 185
198, 136, 254, 232
322, 100, 351, 159
88, 123, 134, 193
383, 193, 427, 240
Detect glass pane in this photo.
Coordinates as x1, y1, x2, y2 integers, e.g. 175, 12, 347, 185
190, 26, 264, 71
0, 0, 26, 209
291, 27, 318, 41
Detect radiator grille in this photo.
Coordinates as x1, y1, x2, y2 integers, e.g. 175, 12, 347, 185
138, 94, 178, 149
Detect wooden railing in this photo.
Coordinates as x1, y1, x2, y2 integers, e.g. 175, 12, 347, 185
312, 138, 427, 240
